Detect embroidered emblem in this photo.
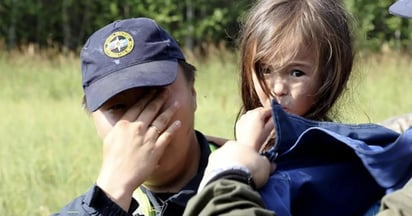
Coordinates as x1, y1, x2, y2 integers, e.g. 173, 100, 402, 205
104, 31, 134, 58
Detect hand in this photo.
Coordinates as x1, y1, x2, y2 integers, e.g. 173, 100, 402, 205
96, 90, 181, 210
235, 107, 274, 151
205, 141, 275, 189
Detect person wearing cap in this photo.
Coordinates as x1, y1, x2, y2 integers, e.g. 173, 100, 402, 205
53, 17, 218, 216
389, 0, 412, 18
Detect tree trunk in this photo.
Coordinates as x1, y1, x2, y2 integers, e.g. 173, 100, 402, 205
185, 0, 194, 50
8, 0, 17, 50
62, 0, 71, 53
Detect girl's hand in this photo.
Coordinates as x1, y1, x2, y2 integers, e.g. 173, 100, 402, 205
235, 107, 274, 151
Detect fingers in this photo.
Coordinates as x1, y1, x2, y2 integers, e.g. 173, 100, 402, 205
137, 90, 169, 126
206, 141, 273, 188
254, 155, 273, 188
145, 119, 182, 168
148, 124, 161, 136
116, 87, 182, 149
122, 89, 165, 122
270, 163, 277, 173
235, 107, 274, 151
126, 88, 182, 145
156, 120, 181, 147
120, 89, 177, 137
147, 101, 180, 140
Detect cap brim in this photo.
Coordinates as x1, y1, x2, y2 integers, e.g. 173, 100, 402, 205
85, 60, 178, 112
389, 0, 412, 18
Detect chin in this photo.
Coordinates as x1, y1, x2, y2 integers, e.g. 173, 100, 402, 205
146, 169, 170, 185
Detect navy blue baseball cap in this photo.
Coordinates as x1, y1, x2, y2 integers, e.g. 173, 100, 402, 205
389, 0, 412, 18
81, 17, 185, 112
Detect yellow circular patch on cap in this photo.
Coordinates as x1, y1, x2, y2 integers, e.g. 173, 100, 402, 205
104, 31, 134, 58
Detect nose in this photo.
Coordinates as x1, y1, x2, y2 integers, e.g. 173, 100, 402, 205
272, 78, 288, 97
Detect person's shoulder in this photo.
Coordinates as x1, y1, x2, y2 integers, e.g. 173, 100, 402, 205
380, 113, 412, 133
379, 178, 412, 216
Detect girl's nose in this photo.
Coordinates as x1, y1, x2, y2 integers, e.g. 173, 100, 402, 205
273, 79, 288, 96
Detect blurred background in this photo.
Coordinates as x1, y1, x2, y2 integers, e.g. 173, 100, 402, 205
0, 0, 411, 215
1, 0, 411, 53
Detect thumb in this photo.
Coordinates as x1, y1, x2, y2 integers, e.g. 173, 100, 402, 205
270, 163, 277, 174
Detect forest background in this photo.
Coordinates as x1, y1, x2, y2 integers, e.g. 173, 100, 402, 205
1, 0, 412, 53
1, 0, 412, 215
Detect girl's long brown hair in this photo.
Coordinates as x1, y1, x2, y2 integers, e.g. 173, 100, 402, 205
238, 0, 355, 122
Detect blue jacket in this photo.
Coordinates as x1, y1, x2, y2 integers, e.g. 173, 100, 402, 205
259, 101, 412, 216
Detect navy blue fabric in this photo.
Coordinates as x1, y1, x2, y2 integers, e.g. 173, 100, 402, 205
259, 101, 412, 216
389, 0, 412, 19
81, 17, 186, 112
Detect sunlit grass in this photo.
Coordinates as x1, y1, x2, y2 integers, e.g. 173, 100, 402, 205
341, 53, 412, 123
193, 50, 241, 139
0, 49, 411, 215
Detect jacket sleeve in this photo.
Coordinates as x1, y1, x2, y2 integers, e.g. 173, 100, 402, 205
51, 184, 137, 216
377, 178, 412, 216
183, 179, 276, 216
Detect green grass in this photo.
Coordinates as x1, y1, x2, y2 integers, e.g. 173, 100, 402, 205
193, 51, 241, 139
0, 53, 101, 215
341, 54, 412, 123
0, 50, 411, 215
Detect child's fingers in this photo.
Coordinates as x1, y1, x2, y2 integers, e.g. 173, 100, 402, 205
261, 106, 273, 119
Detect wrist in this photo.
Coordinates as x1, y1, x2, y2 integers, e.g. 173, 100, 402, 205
95, 181, 133, 211
199, 165, 256, 192
88, 184, 137, 215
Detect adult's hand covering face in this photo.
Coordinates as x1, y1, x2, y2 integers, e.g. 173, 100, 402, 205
95, 90, 181, 211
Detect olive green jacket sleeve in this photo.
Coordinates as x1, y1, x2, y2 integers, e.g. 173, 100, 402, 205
183, 179, 275, 216
184, 178, 412, 216
378, 178, 412, 216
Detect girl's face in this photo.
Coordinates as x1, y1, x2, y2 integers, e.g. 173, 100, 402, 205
253, 46, 320, 116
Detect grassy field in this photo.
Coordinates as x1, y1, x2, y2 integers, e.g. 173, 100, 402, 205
0, 50, 411, 216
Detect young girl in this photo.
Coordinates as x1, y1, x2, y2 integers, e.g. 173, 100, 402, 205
207, 0, 355, 147
190, 0, 412, 215
233, 0, 355, 156
239, 0, 353, 121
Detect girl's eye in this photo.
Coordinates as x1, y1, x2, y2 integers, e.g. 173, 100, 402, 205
291, 70, 304, 77
257, 65, 272, 75
261, 67, 272, 75
255, 62, 272, 75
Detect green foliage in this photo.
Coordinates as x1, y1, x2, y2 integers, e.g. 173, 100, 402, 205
0, 0, 251, 51
345, 0, 412, 53
22, 1, 412, 53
